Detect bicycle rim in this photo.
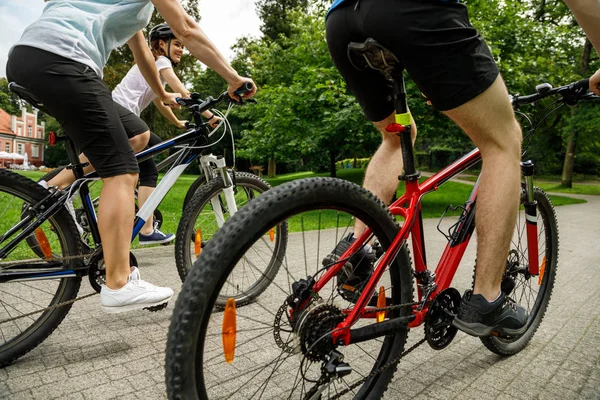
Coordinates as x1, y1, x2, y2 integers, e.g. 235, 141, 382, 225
177, 174, 287, 307
0, 176, 81, 366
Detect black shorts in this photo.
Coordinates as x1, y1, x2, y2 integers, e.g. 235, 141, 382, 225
6, 46, 149, 178
326, 0, 499, 120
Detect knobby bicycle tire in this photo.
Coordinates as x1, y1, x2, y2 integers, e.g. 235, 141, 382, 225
0, 170, 82, 367
166, 177, 414, 400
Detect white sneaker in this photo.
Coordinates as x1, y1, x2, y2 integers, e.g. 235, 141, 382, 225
100, 267, 174, 313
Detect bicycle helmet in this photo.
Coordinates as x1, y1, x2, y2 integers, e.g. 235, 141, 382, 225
148, 23, 178, 66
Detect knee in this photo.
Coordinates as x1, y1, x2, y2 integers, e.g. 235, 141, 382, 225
130, 131, 150, 152
103, 172, 139, 189
481, 119, 522, 161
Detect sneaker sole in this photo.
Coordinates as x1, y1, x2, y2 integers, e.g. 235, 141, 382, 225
102, 295, 173, 314
452, 318, 528, 337
138, 237, 175, 245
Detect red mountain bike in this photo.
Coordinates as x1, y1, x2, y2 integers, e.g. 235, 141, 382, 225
165, 40, 596, 399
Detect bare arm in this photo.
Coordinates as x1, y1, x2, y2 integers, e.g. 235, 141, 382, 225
152, 98, 186, 128
160, 67, 216, 121
564, 0, 600, 52
151, 0, 257, 99
563, 0, 600, 94
127, 31, 180, 105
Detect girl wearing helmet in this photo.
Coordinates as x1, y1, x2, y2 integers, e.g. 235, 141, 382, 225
112, 23, 221, 245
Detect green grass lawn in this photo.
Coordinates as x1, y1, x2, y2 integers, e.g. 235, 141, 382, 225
459, 173, 600, 196
10, 168, 585, 239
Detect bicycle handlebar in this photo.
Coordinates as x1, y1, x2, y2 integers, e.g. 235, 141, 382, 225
511, 78, 599, 107
175, 82, 255, 111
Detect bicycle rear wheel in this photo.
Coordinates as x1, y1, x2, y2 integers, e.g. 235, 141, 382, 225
166, 178, 414, 400
0, 170, 82, 367
481, 187, 558, 355
175, 172, 287, 307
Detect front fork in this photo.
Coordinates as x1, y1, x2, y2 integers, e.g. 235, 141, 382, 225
200, 154, 238, 229
521, 160, 539, 275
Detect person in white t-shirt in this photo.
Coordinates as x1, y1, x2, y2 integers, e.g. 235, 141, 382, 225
112, 23, 221, 245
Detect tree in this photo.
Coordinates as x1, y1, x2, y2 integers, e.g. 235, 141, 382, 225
0, 78, 21, 115
256, 0, 309, 41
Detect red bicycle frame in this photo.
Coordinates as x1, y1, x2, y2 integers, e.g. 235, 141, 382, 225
312, 147, 541, 346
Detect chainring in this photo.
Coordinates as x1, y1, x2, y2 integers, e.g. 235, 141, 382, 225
88, 251, 139, 293
425, 288, 461, 350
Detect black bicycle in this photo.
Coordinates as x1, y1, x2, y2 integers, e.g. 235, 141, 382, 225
0, 83, 287, 367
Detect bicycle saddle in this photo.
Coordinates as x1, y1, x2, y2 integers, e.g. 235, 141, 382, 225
8, 83, 48, 114
347, 38, 403, 77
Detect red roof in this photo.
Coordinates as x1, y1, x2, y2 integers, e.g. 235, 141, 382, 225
0, 108, 16, 136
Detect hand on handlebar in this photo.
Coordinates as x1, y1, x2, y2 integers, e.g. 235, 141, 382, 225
208, 115, 222, 128
162, 92, 182, 109
228, 77, 257, 102
590, 69, 600, 96
176, 120, 188, 130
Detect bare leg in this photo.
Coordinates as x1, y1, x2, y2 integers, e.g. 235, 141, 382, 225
443, 76, 522, 301
137, 185, 155, 235
47, 131, 150, 189
100, 173, 138, 289
354, 113, 417, 237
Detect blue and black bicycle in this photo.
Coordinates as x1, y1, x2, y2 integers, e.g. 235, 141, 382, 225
0, 83, 287, 367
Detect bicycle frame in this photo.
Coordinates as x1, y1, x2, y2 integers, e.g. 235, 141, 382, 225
0, 123, 220, 283
310, 63, 542, 346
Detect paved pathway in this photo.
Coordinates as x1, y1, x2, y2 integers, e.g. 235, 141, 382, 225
1, 195, 599, 400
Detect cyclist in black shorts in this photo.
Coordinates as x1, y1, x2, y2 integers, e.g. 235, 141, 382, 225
326, 0, 527, 336
326, 0, 600, 337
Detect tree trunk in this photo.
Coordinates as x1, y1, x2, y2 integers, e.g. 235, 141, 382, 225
353, 153, 357, 168
561, 128, 577, 188
329, 151, 337, 178
560, 38, 593, 188
267, 158, 276, 178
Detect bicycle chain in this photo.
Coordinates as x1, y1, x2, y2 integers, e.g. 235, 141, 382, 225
0, 253, 98, 325
303, 299, 423, 399
0, 291, 98, 325
0, 252, 91, 269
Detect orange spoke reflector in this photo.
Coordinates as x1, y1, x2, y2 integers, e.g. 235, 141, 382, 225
194, 229, 202, 257
222, 298, 237, 364
376, 286, 386, 323
538, 256, 547, 286
269, 228, 275, 242
35, 228, 52, 260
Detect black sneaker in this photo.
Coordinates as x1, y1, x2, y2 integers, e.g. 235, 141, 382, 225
452, 290, 528, 337
322, 234, 376, 303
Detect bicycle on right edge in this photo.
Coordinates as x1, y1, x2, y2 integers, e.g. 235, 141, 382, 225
165, 40, 598, 400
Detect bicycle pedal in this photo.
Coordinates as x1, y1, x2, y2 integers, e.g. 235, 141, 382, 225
144, 302, 168, 312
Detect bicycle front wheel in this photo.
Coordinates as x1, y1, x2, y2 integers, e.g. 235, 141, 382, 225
166, 178, 414, 400
481, 187, 558, 355
175, 172, 288, 307
0, 170, 82, 367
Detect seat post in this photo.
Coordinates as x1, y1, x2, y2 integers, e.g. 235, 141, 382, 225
64, 136, 86, 180
389, 72, 419, 180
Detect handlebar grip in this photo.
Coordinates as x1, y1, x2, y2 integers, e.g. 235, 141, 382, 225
574, 79, 590, 91
234, 82, 254, 95
176, 97, 187, 106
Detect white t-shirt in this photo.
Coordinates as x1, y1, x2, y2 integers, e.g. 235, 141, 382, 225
13, 0, 154, 78
112, 56, 173, 116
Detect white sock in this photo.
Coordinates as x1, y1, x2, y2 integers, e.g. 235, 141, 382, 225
38, 180, 48, 189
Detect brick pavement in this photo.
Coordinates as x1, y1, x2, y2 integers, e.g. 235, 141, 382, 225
1, 194, 599, 400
